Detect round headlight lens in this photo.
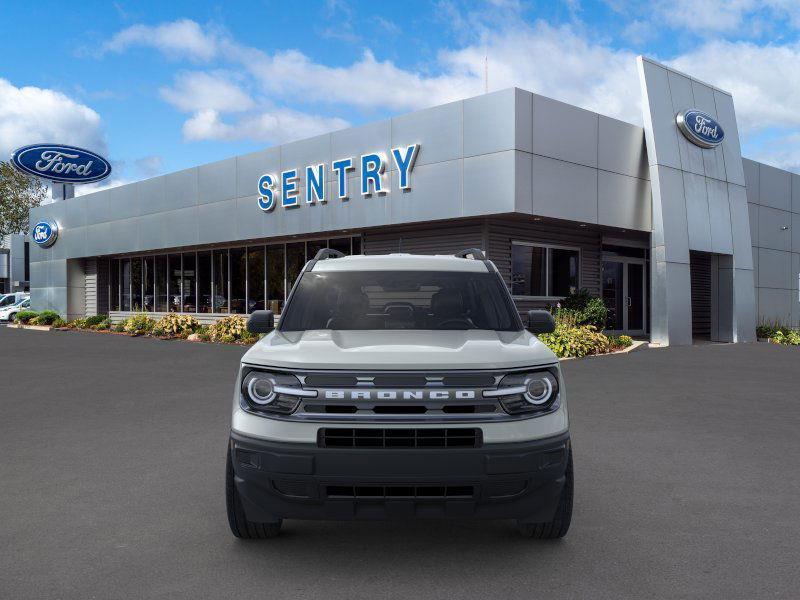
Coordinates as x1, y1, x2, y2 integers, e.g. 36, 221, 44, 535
524, 374, 554, 405
246, 374, 276, 405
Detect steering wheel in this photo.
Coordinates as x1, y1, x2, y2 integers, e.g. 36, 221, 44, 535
436, 318, 474, 329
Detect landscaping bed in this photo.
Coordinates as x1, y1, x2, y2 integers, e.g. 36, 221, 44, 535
12, 289, 642, 357
12, 311, 258, 345
756, 322, 800, 346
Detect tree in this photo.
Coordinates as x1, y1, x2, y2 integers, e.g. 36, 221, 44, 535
0, 160, 47, 238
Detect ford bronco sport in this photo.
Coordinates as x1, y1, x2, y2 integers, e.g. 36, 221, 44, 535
226, 248, 572, 539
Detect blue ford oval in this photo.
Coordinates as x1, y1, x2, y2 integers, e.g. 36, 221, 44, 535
31, 221, 58, 248
11, 144, 111, 184
676, 110, 725, 149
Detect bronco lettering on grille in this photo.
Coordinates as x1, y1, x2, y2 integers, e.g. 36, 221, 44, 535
323, 390, 477, 400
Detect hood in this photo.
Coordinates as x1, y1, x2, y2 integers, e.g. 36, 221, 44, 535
242, 329, 557, 371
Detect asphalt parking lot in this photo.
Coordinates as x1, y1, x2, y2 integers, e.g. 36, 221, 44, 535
1, 326, 799, 599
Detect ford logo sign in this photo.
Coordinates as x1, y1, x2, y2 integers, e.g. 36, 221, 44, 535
32, 220, 59, 247
10, 144, 111, 184
676, 110, 725, 149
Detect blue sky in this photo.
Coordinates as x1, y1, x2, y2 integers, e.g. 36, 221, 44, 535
1, 0, 800, 193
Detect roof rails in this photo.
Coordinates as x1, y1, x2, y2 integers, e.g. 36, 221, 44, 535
313, 248, 346, 261
454, 248, 486, 260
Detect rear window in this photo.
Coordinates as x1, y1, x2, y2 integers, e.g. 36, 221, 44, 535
279, 270, 521, 332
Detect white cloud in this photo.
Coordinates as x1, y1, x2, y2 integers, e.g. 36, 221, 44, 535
0, 78, 106, 159
182, 108, 349, 143
160, 71, 254, 113
102, 19, 220, 61
134, 155, 163, 177
668, 40, 800, 132
102, 17, 800, 171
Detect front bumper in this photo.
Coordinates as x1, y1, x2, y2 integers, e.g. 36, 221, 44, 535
230, 431, 570, 522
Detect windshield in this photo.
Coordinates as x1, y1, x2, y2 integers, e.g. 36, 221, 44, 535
279, 270, 522, 332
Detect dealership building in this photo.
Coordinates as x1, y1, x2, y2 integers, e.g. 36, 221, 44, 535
25, 56, 800, 345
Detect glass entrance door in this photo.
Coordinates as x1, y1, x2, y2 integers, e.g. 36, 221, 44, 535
602, 258, 646, 335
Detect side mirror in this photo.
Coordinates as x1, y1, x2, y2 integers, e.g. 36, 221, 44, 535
246, 310, 274, 334
527, 310, 555, 335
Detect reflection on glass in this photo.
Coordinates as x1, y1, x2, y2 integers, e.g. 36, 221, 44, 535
155, 255, 168, 312
511, 245, 546, 296
328, 237, 351, 255
182, 253, 196, 313
110, 260, 120, 311
550, 249, 579, 296
602, 261, 624, 331
306, 239, 326, 261
168, 254, 182, 312
143, 257, 154, 311
131, 258, 142, 311
122, 259, 131, 311
247, 247, 265, 312
267, 244, 285, 314
230, 247, 247, 314
286, 242, 305, 294
213, 249, 228, 313
197, 251, 212, 313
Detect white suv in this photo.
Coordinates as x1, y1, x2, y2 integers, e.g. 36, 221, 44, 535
0, 297, 31, 322
226, 250, 572, 539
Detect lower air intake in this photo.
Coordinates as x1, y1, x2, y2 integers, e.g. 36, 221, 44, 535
318, 428, 482, 448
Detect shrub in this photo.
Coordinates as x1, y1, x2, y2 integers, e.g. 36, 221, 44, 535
757, 320, 788, 339
608, 334, 633, 348
121, 313, 155, 336
771, 330, 800, 346
69, 314, 108, 329
538, 324, 611, 358
152, 313, 200, 338
15, 310, 39, 324
92, 318, 112, 331
554, 289, 608, 329
30, 310, 62, 326
208, 315, 257, 344
113, 321, 126, 333
196, 325, 212, 342
52, 317, 66, 328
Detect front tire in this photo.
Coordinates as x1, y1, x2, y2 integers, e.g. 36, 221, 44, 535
517, 448, 573, 539
226, 449, 282, 539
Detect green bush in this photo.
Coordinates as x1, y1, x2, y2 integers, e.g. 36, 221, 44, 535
121, 313, 155, 335
92, 318, 112, 331
113, 321, 126, 333
757, 320, 787, 339
30, 310, 62, 325
196, 325, 212, 342
771, 330, 800, 346
52, 317, 66, 328
608, 334, 633, 348
152, 313, 200, 338
555, 289, 608, 329
538, 324, 611, 358
208, 315, 257, 344
69, 314, 109, 329
15, 310, 39, 324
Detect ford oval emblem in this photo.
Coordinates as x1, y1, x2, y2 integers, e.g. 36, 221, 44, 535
31, 220, 59, 247
676, 110, 725, 149
10, 144, 112, 184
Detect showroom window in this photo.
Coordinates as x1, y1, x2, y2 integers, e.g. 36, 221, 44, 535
108, 236, 360, 314
511, 242, 580, 298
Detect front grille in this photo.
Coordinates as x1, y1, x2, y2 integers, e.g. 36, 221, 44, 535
318, 428, 482, 448
325, 485, 475, 499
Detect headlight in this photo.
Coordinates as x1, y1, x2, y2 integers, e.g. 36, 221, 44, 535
485, 369, 560, 415
240, 369, 315, 415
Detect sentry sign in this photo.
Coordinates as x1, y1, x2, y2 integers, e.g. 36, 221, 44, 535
11, 144, 112, 184
676, 110, 725, 149
257, 144, 419, 212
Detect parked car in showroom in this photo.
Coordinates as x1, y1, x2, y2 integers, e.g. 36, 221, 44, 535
0, 297, 31, 322
226, 249, 572, 539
